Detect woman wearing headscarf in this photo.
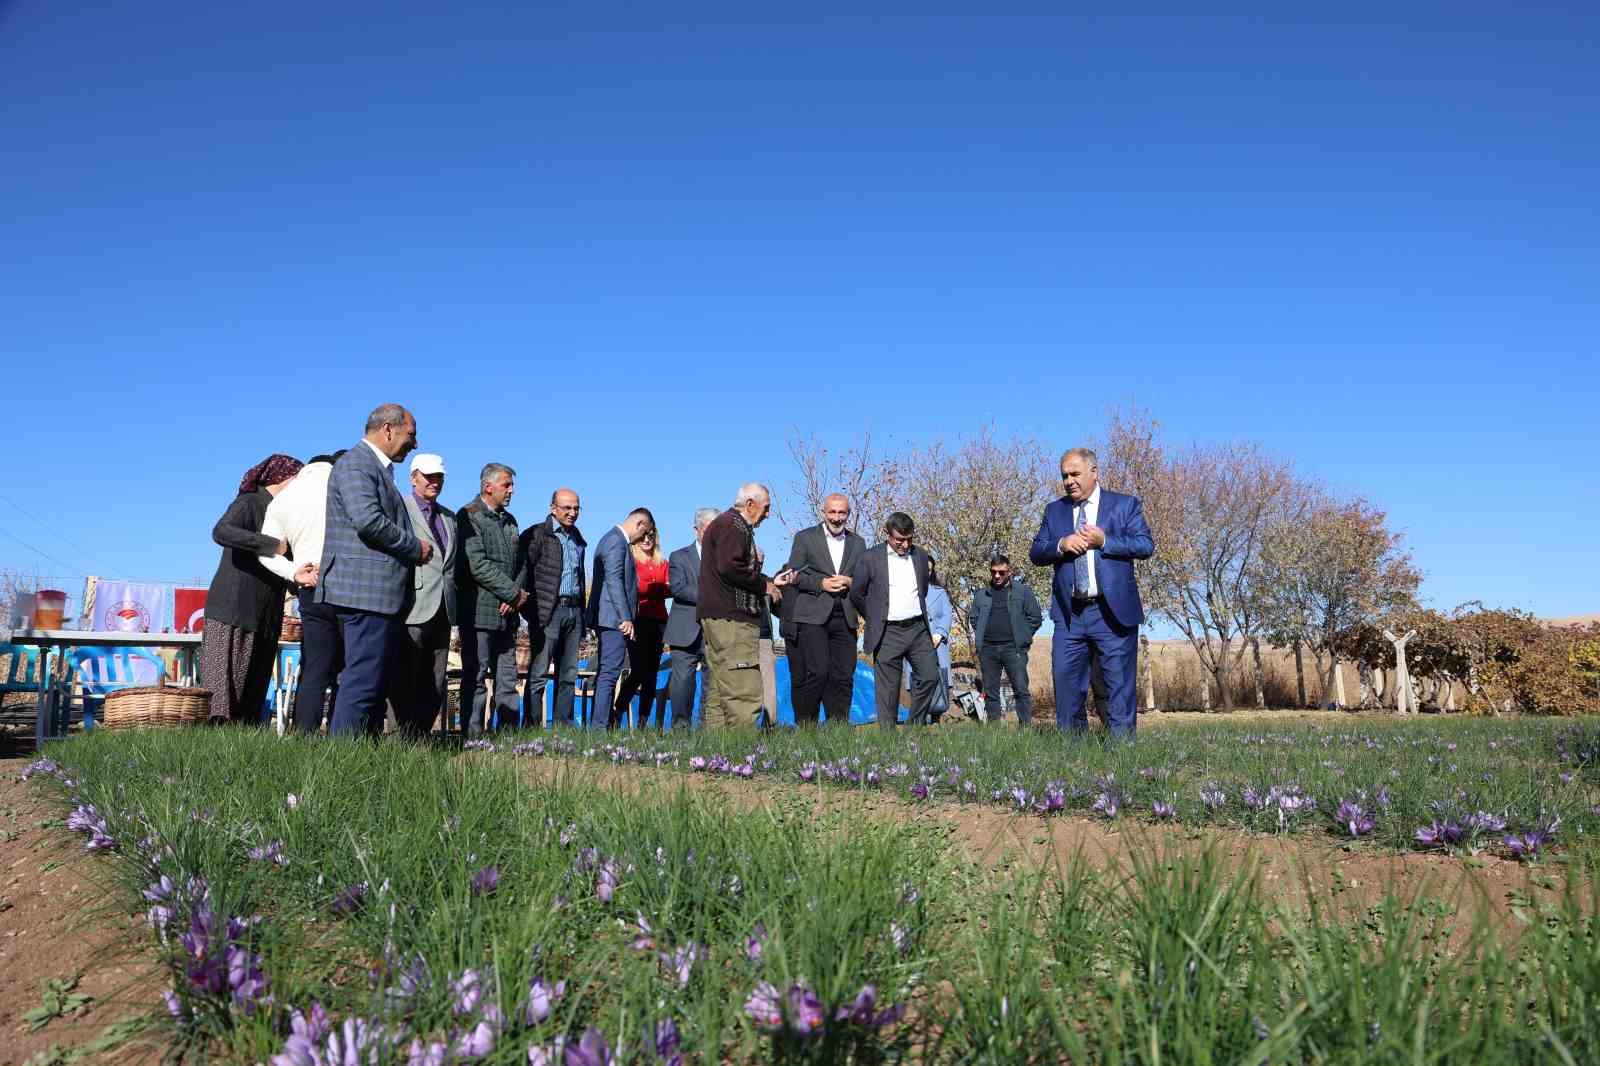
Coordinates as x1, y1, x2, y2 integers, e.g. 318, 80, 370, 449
200, 454, 313, 724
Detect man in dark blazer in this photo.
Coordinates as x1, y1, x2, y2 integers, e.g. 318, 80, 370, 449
520, 487, 588, 728
389, 452, 457, 738
584, 507, 654, 729
849, 512, 940, 728
315, 403, 428, 738
664, 507, 717, 730
784, 493, 866, 725
1029, 447, 1155, 737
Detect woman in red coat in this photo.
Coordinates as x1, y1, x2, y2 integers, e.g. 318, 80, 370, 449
614, 527, 670, 727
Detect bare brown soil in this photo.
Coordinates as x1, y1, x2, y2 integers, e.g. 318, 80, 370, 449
505, 755, 1575, 937
0, 759, 163, 1066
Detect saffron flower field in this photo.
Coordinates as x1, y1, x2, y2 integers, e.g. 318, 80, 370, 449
21, 717, 1600, 1064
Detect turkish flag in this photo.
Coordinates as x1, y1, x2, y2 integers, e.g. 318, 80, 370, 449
175, 588, 208, 633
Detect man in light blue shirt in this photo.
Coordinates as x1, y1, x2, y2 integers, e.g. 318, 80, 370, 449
519, 488, 589, 727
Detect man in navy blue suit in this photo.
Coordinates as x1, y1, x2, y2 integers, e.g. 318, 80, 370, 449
1029, 447, 1154, 737
585, 507, 655, 730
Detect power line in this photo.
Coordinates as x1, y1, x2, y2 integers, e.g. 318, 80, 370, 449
0, 523, 88, 576
0, 493, 102, 572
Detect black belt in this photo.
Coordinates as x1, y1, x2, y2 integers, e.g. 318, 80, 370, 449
556, 595, 581, 606
887, 617, 924, 627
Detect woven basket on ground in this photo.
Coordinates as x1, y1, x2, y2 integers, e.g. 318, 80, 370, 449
101, 677, 213, 729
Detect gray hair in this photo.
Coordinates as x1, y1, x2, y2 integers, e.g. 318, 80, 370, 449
734, 482, 771, 506
694, 507, 720, 532
364, 403, 409, 433
1060, 447, 1099, 470
480, 462, 516, 488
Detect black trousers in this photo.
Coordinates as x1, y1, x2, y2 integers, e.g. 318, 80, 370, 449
979, 641, 1033, 724
614, 617, 667, 726
666, 639, 704, 730
873, 619, 939, 727
388, 606, 450, 738
793, 606, 856, 724
292, 589, 343, 735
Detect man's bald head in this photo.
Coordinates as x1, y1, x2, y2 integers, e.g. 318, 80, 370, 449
550, 487, 581, 529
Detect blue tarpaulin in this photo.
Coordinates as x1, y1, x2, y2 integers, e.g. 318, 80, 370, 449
518, 656, 885, 728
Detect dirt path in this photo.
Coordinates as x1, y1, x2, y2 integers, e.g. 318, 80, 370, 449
0, 758, 163, 1066
504, 755, 1573, 935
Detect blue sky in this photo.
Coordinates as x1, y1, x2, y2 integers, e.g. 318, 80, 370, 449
2, 3, 1596, 620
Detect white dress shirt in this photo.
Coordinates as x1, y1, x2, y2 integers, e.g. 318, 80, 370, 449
1074, 485, 1102, 598
825, 528, 847, 573
362, 438, 394, 469
886, 549, 922, 621
258, 461, 333, 582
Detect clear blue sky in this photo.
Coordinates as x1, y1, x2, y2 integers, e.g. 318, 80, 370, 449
2, 2, 1596, 619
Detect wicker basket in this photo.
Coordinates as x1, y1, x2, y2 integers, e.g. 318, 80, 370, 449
101, 677, 213, 729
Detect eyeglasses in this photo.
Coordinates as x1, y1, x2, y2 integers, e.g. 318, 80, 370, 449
554, 505, 580, 512
990, 570, 1008, 576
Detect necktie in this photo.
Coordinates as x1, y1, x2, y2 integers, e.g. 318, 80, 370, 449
1073, 503, 1091, 596
426, 505, 446, 553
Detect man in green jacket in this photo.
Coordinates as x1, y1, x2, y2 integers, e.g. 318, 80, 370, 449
456, 463, 527, 738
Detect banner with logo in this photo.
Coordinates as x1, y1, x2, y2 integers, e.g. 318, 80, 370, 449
91, 580, 172, 633
175, 588, 208, 633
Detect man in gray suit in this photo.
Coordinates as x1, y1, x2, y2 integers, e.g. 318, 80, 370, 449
784, 493, 866, 725
316, 403, 428, 738
850, 511, 940, 728
388, 452, 457, 738
664, 507, 718, 730
584, 508, 655, 729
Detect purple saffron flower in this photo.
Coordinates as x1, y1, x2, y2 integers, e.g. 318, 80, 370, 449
286, 793, 300, 811
66, 805, 99, 833
866, 769, 881, 787
1414, 822, 1445, 847
890, 921, 910, 954
1092, 790, 1120, 819
1335, 800, 1375, 837
451, 969, 483, 1015
910, 782, 929, 801
21, 757, 62, 780
248, 840, 285, 865
331, 882, 368, 916
835, 984, 906, 1029
595, 860, 620, 903
631, 912, 656, 951
407, 1039, 447, 1066
744, 982, 783, 1031
653, 1018, 682, 1064
1243, 787, 1265, 811
521, 977, 565, 1026
452, 1020, 496, 1058
785, 982, 825, 1034
163, 990, 184, 1019
85, 826, 117, 851
746, 922, 766, 964
798, 763, 817, 782
1200, 786, 1226, 811
1043, 786, 1066, 812
661, 943, 699, 988
471, 866, 500, 897
688, 756, 707, 771
1152, 799, 1177, 821
564, 1027, 613, 1066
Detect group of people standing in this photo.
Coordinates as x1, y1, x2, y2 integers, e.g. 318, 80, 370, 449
201, 403, 1155, 739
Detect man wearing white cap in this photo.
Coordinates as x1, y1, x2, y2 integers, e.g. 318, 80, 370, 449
388, 453, 458, 737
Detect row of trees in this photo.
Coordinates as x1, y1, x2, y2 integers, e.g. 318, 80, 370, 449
782, 411, 1596, 715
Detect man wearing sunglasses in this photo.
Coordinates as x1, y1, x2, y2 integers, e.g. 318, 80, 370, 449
1029, 448, 1154, 738
969, 555, 1044, 725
